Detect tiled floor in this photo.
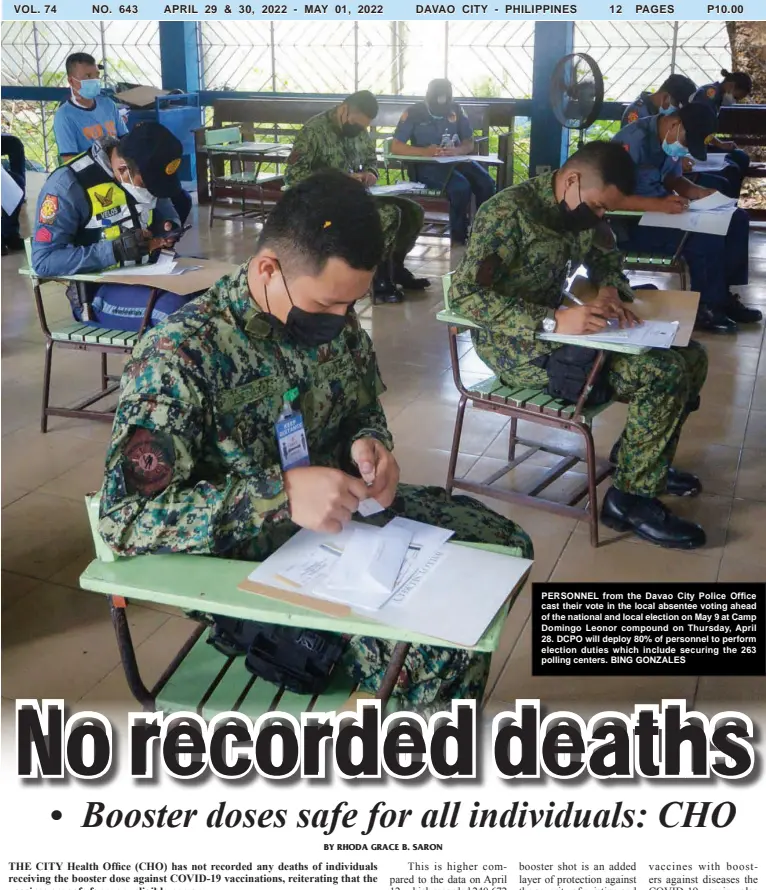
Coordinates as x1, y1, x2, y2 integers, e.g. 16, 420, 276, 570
2, 177, 765, 721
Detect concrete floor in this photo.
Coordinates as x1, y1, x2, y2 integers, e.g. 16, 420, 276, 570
2, 175, 765, 720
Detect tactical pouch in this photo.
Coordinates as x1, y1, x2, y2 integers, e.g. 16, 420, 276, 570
207, 616, 346, 696
539, 345, 613, 407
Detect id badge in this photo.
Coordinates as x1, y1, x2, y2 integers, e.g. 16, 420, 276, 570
275, 410, 310, 471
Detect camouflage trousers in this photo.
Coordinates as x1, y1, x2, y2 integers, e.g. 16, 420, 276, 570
485, 337, 708, 498
339, 484, 533, 716
375, 196, 425, 262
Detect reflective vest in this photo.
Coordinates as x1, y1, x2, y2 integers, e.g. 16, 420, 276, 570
64, 149, 153, 262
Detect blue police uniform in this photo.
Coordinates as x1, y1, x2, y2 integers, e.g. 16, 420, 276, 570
611, 117, 749, 313
691, 81, 750, 183
31, 144, 191, 331
393, 101, 495, 243
2, 133, 26, 248
621, 92, 656, 127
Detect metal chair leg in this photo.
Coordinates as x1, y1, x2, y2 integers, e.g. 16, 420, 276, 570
100, 352, 108, 391
446, 394, 468, 496
41, 340, 53, 434
508, 417, 518, 461
582, 425, 600, 547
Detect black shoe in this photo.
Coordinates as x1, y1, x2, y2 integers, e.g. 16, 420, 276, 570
694, 307, 737, 333
394, 263, 430, 290
4, 234, 24, 252
665, 467, 702, 497
725, 294, 762, 324
373, 277, 404, 304
601, 487, 706, 549
1, 242, 7, 257
609, 440, 702, 497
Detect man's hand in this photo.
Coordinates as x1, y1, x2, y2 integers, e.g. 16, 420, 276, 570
718, 139, 737, 152
436, 146, 460, 157
554, 305, 609, 336
361, 171, 377, 187
421, 145, 441, 158
593, 287, 641, 328
658, 195, 690, 214
112, 228, 151, 264
284, 466, 369, 534
682, 157, 695, 173
351, 437, 400, 508
695, 188, 717, 199
148, 221, 179, 253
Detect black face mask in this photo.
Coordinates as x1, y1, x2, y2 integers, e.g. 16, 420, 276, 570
264, 266, 349, 348
558, 178, 602, 233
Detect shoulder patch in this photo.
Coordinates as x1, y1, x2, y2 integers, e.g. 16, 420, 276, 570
627, 111, 639, 123
35, 226, 53, 243
39, 195, 59, 224
706, 87, 716, 98
622, 143, 631, 152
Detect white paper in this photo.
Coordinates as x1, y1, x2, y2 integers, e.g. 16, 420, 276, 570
1, 167, 23, 216
429, 154, 496, 164
687, 154, 728, 173
358, 497, 385, 517
101, 251, 177, 277
639, 194, 737, 236
369, 182, 426, 196
545, 319, 679, 349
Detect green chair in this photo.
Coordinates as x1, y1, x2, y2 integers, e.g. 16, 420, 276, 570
205, 127, 283, 227
19, 239, 157, 432
80, 494, 524, 717
608, 210, 690, 290
438, 274, 615, 547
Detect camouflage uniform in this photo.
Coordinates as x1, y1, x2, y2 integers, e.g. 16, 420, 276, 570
284, 109, 424, 262
449, 172, 708, 498
99, 264, 533, 715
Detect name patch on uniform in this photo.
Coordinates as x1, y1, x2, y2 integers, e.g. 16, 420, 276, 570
219, 376, 280, 412
39, 195, 58, 224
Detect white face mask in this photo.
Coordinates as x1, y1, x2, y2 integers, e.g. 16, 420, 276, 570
119, 168, 156, 207
721, 93, 736, 106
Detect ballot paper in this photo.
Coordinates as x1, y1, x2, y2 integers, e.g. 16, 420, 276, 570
639, 191, 738, 237
687, 154, 728, 173
1, 167, 24, 216
358, 498, 385, 517
314, 525, 414, 609
101, 251, 177, 277
368, 182, 426, 196
545, 319, 680, 349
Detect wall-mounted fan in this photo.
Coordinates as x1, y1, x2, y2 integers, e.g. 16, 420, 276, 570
549, 52, 605, 150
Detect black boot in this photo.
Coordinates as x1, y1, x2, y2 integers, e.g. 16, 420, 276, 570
373, 259, 403, 304
609, 439, 702, 497
601, 487, 706, 549
394, 262, 430, 290
694, 306, 737, 333
724, 293, 763, 324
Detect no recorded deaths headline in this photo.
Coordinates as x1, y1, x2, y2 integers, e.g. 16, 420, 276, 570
17, 699, 756, 782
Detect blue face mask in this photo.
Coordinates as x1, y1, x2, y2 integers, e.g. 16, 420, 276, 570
662, 137, 689, 159
659, 103, 677, 116
76, 78, 102, 100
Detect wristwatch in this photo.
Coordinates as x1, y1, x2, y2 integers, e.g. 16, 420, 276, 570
542, 310, 557, 334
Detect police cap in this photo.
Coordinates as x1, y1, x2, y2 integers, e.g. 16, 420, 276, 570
119, 121, 183, 198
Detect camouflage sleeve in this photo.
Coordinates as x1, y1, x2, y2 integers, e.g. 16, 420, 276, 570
284, 125, 318, 187
99, 351, 289, 556
584, 223, 634, 302
449, 204, 552, 359
362, 132, 378, 177
345, 329, 394, 453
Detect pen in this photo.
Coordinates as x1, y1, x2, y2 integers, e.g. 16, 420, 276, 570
562, 290, 619, 328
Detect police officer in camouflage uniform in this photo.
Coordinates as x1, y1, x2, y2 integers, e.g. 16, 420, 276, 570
450, 142, 708, 550
99, 171, 533, 716
284, 91, 428, 304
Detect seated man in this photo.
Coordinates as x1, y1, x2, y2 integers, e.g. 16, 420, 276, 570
32, 122, 193, 332
691, 69, 753, 183
391, 78, 495, 246
2, 133, 26, 255
620, 73, 738, 198
55, 52, 191, 225
284, 90, 427, 303
98, 171, 533, 715
450, 142, 708, 551
611, 102, 759, 333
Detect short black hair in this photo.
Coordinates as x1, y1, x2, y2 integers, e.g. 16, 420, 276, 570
658, 74, 697, 106
65, 52, 97, 75
258, 171, 384, 274
720, 69, 752, 96
563, 141, 637, 195
344, 90, 378, 120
